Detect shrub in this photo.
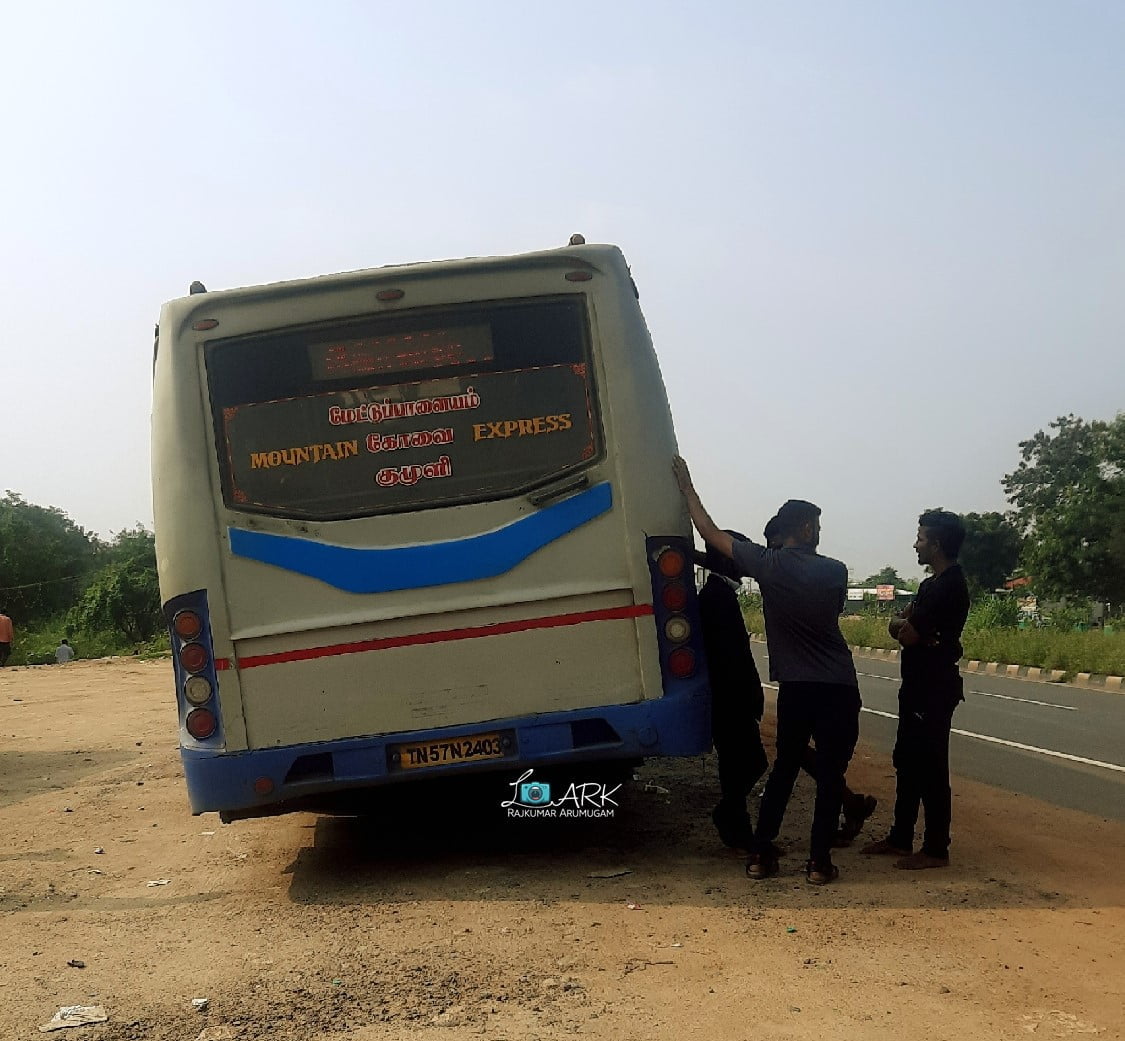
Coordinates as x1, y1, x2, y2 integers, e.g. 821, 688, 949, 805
840, 614, 898, 650
965, 595, 1021, 631
68, 558, 161, 646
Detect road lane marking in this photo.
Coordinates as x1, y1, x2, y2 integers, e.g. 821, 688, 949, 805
861, 708, 898, 720
968, 689, 1077, 711
854, 672, 1077, 710
859, 708, 1124, 773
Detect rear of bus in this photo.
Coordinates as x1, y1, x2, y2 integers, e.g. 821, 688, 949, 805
151, 243, 710, 820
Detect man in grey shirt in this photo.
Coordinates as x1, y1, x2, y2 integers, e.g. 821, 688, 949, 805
673, 456, 861, 885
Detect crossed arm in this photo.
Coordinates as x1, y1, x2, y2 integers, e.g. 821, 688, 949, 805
890, 604, 923, 646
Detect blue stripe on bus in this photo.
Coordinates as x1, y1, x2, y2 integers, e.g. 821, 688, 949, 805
227, 481, 613, 593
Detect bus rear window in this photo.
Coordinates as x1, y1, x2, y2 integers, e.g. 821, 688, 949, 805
206, 299, 600, 519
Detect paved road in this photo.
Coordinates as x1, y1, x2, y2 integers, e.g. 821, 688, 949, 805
750, 644, 1125, 822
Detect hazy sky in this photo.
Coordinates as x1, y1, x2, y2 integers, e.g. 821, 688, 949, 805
3, 1, 1122, 580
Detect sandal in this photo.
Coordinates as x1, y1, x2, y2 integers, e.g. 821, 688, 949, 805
838, 794, 878, 843
805, 860, 839, 885
745, 851, 779, 880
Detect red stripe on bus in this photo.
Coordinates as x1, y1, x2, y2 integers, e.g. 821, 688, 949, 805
215, 658, 232, 670
228, 604, 655, 671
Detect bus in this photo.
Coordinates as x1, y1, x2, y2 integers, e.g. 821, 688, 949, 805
151, 239, 711, 821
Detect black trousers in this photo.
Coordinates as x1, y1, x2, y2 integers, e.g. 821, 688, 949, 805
755, 681, 861, 864
888, 682, 960, 857
713, 724, 769, 847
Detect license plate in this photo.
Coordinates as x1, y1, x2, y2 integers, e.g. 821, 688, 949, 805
392, 732, 507, 771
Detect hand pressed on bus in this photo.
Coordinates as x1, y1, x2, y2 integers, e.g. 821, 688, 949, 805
672, 455, 735, 562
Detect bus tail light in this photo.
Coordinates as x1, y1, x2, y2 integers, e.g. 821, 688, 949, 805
186, 708, 217, 740
180, 642, 209, 673
173, 610, 202, 639
664, 616, 692, 644
184, 676, 213, 705
668, 647, 697, 678
661, 582, 688, 612
657, 548, 686, 578
164, 589, 223, 745
647, 536, 706, 691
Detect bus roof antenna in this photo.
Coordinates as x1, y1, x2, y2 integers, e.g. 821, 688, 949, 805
189, 280, 207, 295
568, 233, 586, 245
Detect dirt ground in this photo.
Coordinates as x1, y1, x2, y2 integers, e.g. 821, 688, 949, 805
0, 658, 1122, 1041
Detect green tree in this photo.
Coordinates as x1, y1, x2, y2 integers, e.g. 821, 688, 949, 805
1002, 413, 1125, 604
97, 525, 158, 570
68, 527, 161, 645
860, 566, 907, 587
0, 492, 100, 622
959, 511, 1023, 596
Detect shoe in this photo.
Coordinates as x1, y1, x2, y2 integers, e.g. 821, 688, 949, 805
805, 859, 839, 885
894, 851, 949, 871
838, 795, 878, 842
745, 851, 779, 880
860, 837, 912, 856
712, 807, 754, 851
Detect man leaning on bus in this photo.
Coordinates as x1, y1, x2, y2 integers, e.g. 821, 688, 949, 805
672, 457, 861, 886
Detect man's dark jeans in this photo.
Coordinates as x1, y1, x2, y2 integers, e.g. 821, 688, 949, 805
888, 684, 960, 858
713, 726, 769, 848
755, 681, 861, 865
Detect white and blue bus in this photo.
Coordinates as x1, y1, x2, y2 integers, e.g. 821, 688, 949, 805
151, 240, 710, 820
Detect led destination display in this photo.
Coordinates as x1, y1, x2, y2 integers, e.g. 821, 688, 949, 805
221, 364, 597, 518
308, 323, 494, 381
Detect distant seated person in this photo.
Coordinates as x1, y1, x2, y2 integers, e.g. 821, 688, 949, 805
55, 638, 75, 664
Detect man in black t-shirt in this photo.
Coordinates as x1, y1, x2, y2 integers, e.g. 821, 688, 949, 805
695, 536, 769, 851
863, 510, 970, 870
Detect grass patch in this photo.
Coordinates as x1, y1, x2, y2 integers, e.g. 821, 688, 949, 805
960, 628, 1125, 676
839, 614, 900, 651
744, 603, 1125, 676
3, 615, 170, 667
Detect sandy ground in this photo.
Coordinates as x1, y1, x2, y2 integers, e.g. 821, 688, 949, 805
0, 657, 1122, 1041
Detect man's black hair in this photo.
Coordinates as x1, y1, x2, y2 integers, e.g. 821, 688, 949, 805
762, 516, 781, 545
772, 499, 821, 541
918, 509, 966, 559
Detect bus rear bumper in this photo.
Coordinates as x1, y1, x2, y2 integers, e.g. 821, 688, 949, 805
181, 687, 711, 819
